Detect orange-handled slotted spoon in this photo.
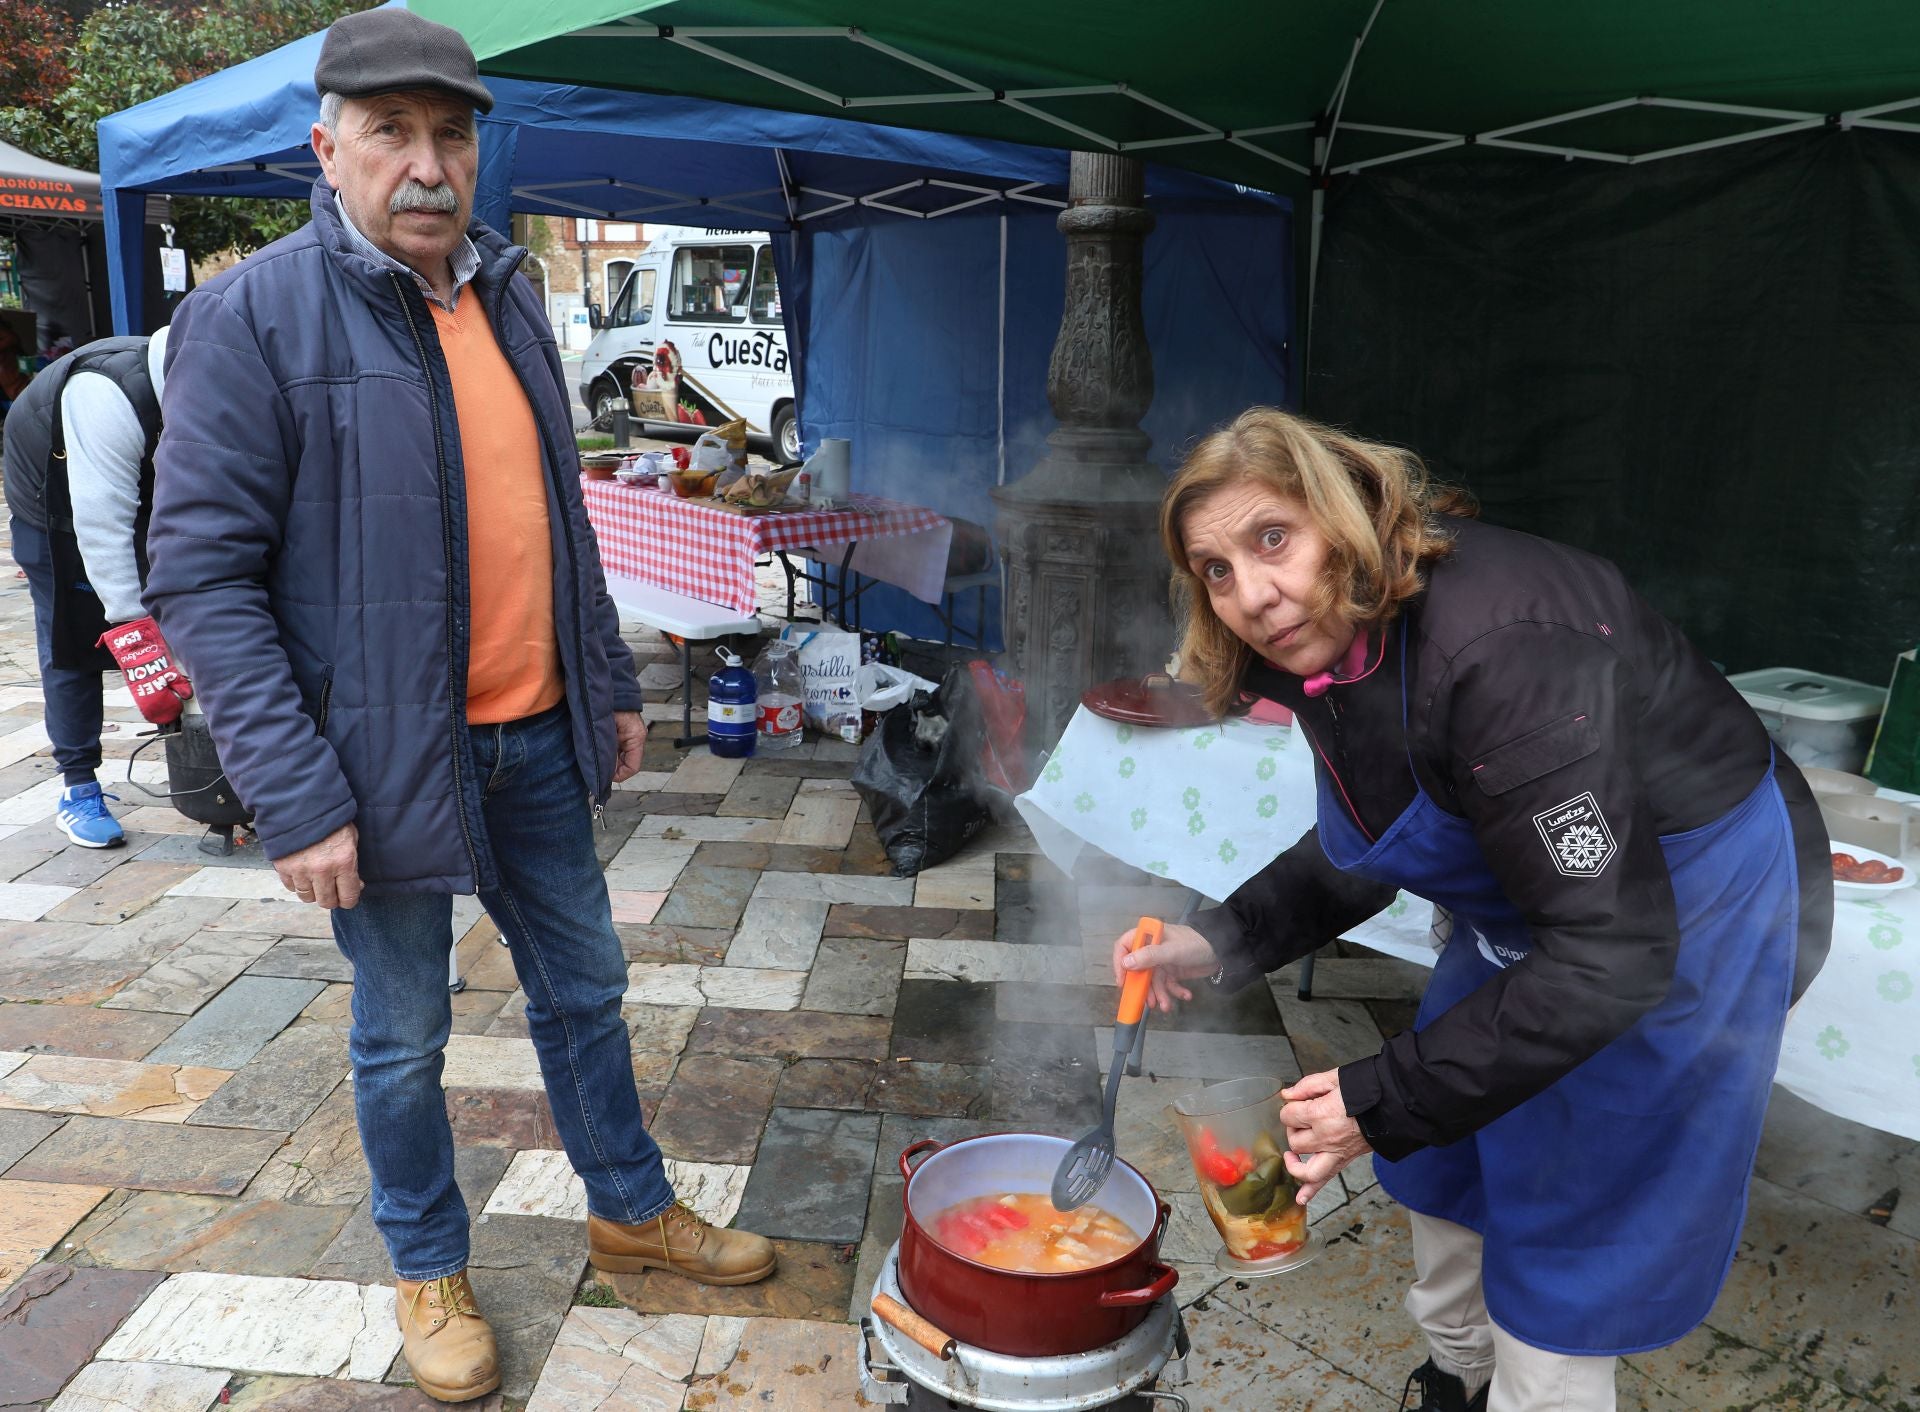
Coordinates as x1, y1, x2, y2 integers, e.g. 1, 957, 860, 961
1050, 915, 1164, 1212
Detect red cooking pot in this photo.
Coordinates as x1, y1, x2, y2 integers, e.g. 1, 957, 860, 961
897, 1132, 1177, 1357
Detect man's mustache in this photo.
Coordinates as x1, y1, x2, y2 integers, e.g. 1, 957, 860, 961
391, 180, 459, 215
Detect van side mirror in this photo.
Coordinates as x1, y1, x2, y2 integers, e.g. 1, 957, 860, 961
588, 303, 605, 331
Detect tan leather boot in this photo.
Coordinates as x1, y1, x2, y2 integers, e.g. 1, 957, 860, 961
588, 1202, 777, 1285
394, 1271, 500, 1403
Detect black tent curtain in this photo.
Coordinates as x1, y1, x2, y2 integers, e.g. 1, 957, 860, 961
1308, 128, 1920, 687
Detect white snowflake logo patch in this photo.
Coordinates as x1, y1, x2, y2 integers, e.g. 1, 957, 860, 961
1533, 792, 1616, 878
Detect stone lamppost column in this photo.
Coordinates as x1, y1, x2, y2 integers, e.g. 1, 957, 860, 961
992, 152, 1171, 739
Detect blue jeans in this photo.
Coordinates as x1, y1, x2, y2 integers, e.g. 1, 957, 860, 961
9, 517, 105, 783
332, 703, 674, 1280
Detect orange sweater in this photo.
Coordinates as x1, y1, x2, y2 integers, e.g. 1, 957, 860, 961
430, 298, 565, 724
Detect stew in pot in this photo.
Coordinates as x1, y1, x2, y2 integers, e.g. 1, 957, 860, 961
930, 1193, 1139, 1272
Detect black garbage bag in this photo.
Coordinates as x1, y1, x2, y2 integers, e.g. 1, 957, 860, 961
852, 665, 994, 876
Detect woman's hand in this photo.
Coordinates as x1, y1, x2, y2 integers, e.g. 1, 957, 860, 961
1278, 1069, 1372, 1205
1109, 923, 1221, 1014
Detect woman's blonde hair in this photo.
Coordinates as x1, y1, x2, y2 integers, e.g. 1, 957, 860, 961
1161, 407, 1474, 716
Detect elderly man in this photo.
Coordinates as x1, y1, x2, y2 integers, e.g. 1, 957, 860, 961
146, 10, 774, 1404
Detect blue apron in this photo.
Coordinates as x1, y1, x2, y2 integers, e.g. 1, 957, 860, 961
1313, 628, 1798, 1356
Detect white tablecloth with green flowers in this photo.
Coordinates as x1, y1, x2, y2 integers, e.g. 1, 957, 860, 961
1018, 708, 1920, 1142
1014, 710, 1439, 966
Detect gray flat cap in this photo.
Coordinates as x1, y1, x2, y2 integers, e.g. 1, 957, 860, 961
315, 8, 494, 114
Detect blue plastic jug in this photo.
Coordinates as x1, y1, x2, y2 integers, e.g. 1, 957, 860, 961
707, 648, 757, 758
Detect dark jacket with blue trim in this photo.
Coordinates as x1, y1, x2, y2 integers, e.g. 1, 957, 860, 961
1191, 516, 1831, 1160
146, 180, 642, 892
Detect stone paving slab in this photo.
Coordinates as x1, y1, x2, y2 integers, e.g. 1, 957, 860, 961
146, 975, 329, 1069
525, 1306, 698, 1411
723, 896, 829, 970
800, 937, 904, 1017
683, 1315, 873, 1409
6, 1114, 284, 1195
246, 937, 354, 983
648, 1056, 782, 1165
100, 929, 282, 1015
0, 1054, 229, 1124
0, 1179, 112, 1291
42, 861, 199, 927
187, 1023, 347, 1132
591, 1238, 857, 1323
774, 1058, 988, 1118
101, 1271, 402, 1379
654, 865, 758, 929
0, 1263, 166, 1408
824, 903, 994, 942
625, 963, 807, 1011
60, 1190, 352, 1278
685, 1008, 891, 1061
735, 1107, 880, 1244
222, 1375, 505, 1411
0, 999, 182, 1062
0, 1108, 63, 1172
44, 1359, 232, 1412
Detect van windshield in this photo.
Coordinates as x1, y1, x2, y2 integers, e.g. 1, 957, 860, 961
670, 244, 754, 322
609, 267, 658, 328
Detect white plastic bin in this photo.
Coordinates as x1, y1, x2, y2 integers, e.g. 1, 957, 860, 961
1729, 668, 1888, 774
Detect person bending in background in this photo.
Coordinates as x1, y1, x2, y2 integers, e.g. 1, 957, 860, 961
1, 326, 193, 848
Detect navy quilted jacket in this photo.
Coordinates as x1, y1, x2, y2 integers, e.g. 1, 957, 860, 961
146, 180, 642, 893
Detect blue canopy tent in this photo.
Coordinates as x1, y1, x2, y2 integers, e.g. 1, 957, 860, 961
98, 23, 1290, 647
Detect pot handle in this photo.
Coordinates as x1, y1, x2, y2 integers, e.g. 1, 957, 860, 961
872, 1293, 956, 1361
1097, 1262, 1179, 1309
897, 1138, 944, 1183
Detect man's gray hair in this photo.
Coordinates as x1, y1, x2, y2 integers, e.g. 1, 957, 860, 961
319, 90, 343, 133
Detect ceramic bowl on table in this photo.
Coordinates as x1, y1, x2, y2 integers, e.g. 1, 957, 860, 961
669, 468, 719, 498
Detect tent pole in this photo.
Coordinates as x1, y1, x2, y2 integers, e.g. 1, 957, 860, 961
997, 210, 1007, 488
1304, 134, 1326, 397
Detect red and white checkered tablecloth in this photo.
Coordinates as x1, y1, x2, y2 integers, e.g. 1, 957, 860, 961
581, 479, 953, 616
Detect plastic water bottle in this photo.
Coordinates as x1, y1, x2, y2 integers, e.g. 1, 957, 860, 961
707, 648, 757, 758
754, 640, 804, 752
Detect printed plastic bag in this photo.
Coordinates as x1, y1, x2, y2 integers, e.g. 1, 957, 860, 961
852, 666, 992, 876
855, 662, 938, 714
780, 626, 862, 740
690, 431, 731, 474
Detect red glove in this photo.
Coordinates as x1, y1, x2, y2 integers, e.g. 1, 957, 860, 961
98, 616, 193, 727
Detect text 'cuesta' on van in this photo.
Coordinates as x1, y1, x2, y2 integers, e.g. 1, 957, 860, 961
580, 228, 801, 464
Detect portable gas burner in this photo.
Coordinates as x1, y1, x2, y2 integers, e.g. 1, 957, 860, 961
858, 1242, 1191, 1410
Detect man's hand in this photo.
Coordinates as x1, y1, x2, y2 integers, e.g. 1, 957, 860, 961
1278, 1069, 1372, 1205
613, 709, 647, 783
275, 822, 363, 909
1109, 922, 1221, 1014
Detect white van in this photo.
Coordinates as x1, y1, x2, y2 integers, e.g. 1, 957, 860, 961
579, 227, 801, 463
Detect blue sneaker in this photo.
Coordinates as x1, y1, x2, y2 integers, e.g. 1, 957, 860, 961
57, 781, 125, 849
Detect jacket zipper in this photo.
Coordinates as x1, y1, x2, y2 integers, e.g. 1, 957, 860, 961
316, 666, 334, 737
482, 252, 610, 823
391, 273, 484, 878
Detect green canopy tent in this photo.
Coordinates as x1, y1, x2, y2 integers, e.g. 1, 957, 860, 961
411, 0, 1920, 356
416, 0, 1920, 683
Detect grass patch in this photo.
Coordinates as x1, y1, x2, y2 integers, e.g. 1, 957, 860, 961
573, 1279, 623, 1308
577, 434, 615, 452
